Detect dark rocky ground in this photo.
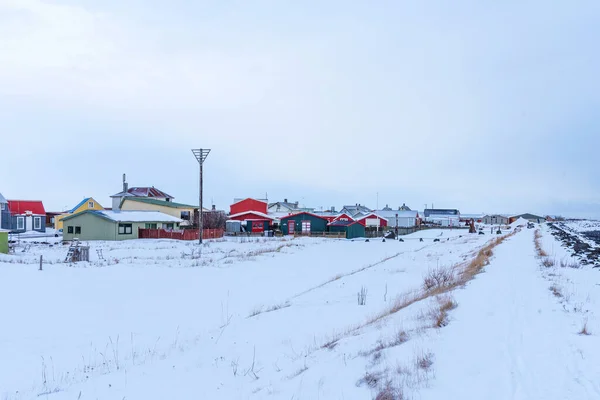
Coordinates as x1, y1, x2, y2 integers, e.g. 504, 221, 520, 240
549, 223, 600, 267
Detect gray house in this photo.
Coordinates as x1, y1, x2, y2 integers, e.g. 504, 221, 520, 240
0, 193, 9, 231
62, 210, 182, 241
482, 215, 509, 225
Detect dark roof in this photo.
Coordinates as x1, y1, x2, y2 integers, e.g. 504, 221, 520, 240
7, 200, 46, 215
280, 211, 329, 221
121, 197, 197, 209
327, 220, 359, 227
423, 209, 460, 217
111, 187, 174, 199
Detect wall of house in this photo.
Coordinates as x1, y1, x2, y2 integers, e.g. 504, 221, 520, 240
120, 200, 193, 219
0, 231, 8, 254
63, 213, 118, 241
9, 215, 46, 233
0, 204, 10, 230
63, 214, 180, 241
281, 214, 327, 234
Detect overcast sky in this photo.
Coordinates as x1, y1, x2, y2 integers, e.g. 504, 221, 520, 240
1, 0, 599, 217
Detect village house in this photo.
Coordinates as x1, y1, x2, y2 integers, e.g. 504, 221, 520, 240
119, 197, 199, 226
62, 210, 182, 241
280, 212, 329, 235
110, 174, 175, 210
54, 197, 105, 230
0, 193, 8, 231
5, 200, 46, 233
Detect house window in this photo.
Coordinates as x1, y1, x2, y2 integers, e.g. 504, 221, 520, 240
17, 217, 24, 230
67, 226, 74, 234
165, 223, 174, 230
0, 203, 4, 210
118, 223, 133, 234
180, 211, 190, 220
145, 223, 157, 229
75, 226, 81, 234
88, 201, 94, 208
34, 217, 41, 230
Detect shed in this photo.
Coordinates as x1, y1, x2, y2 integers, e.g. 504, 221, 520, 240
280, 212, 329, 235
328, 220, 365, 239
62, 210, 183, 241
228, 211, 273, 232
0, 229, 8, 254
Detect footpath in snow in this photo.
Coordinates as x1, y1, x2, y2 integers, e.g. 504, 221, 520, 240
421, 228, 600, 400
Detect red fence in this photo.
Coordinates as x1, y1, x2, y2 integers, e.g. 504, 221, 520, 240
138, 228, 224, 241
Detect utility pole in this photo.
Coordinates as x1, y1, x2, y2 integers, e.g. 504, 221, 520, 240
192, 149, 211, 245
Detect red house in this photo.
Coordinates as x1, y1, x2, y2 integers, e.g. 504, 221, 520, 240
355, 212, 388, 227
230, 198, 268, 216
332, 213, 355, 223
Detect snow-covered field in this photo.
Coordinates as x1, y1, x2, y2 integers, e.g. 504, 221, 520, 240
1, 225, 599, 399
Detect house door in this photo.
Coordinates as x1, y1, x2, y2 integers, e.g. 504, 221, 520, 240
25, 216, 33, 231
287, 220, 295, 235
301, 220, 311, 234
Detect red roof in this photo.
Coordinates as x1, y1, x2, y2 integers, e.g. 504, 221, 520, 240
7, 200, 46, 216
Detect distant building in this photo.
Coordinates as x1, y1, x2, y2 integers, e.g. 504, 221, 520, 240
375, 210, 420, 228
111, 174, 175, 210
423, 209, 460, 218
280, 212, 329, 235
399, 203, 412, 211
509, 214, 545, 224
482, 215, 509, 225
340, 204, 372, 219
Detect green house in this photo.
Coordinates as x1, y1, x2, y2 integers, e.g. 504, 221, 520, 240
327, 220, 366, 239
61, 210, 183, 241
0, 229, 8, 254
280, 212, 329, 235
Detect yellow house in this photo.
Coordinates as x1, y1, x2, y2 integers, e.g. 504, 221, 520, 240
55, 197, 104, 230
119, 198, 200, 226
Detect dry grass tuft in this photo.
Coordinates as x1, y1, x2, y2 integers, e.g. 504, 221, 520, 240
542, 257, 556, 268
560, 258, 581, 269
534, 230, 548, 257
579, 320, 591, 336
549, 284, 563, 298
428, 295, 458, 328
375, 382, 405, 400
415, 351, 434, 371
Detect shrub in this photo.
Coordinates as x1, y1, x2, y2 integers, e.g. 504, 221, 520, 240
423, 267, 456, 292
542, 257, 555, 268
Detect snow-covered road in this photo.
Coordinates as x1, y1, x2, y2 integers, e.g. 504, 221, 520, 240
421, 228, 600, 400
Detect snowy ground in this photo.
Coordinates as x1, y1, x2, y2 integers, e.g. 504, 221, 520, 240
1, 224, 598, 399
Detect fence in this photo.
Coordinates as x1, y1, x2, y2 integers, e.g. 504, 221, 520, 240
138, 228, 224, 241
293, 231, 346, 239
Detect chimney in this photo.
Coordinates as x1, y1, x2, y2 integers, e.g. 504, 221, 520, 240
122, 174, 128, 192
212, 205, 216, 211
331, 206, 335, 212
295, 201, 299, 208
284, 198, 288, 203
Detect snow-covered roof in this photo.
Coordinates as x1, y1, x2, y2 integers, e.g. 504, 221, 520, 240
355, 212, 388, 221
63, 210, 182, 223
228, 211, 273, 220
425, 214, 461, 220
375, 210, 419, 220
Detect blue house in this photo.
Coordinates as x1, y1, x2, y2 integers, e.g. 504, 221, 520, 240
6, 200, 47, 233
0, 193, 9, 231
